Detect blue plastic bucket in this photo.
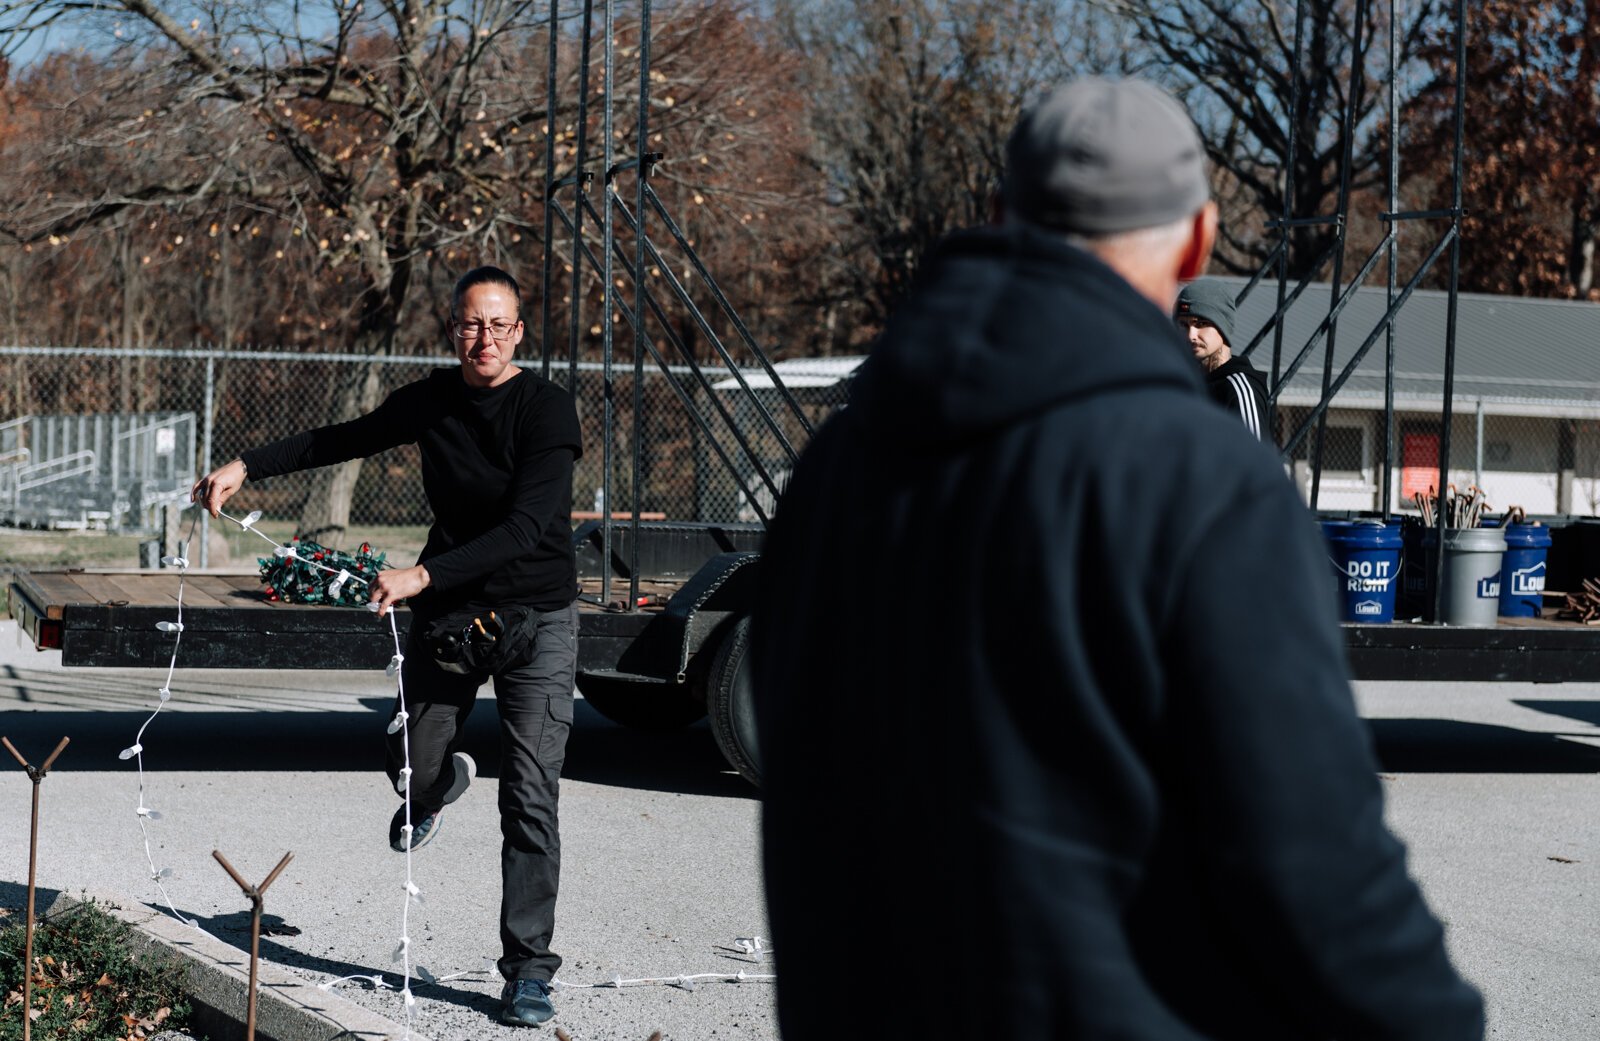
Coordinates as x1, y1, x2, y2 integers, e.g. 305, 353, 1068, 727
1498, 522, 1552, 618
1322, 521, 1402, 623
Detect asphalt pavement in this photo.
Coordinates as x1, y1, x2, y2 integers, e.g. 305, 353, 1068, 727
0, 621, 772, 1041
2, 619, 1597, 1039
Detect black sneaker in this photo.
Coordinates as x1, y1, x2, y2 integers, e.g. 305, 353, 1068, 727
389, 806, 442, 852
500, 978, 556, 1027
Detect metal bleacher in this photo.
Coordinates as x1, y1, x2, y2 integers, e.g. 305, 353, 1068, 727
0, 412, 196, 532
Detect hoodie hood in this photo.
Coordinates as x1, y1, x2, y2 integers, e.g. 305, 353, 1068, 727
848, 223, 1202, 449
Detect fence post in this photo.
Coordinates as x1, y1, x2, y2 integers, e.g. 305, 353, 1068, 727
200, 353, 215, 568
1475, 398, 1484, 489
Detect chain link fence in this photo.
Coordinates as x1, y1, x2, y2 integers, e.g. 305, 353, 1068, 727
8, 327, 1597, 573
0, 345, 856, 567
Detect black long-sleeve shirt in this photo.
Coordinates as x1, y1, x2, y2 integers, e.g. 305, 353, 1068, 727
241, 367, 582, 617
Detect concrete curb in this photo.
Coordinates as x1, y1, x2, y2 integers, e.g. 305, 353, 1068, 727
38, 890, 430, 1041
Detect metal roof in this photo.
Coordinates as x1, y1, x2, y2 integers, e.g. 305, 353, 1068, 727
1209, 275, 1600, 416
712, 356, 867, 390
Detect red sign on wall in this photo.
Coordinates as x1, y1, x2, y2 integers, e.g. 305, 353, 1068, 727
1401, 432, 1440, 502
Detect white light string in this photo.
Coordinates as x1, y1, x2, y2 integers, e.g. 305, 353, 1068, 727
381, 603, 429, 1041
219, 507, 430, 1037
551, 935, 776, 992
128, 504, 434, 1038
316, 939, 774, 997
135, 504, 772, 1029
120, 504, 201, 928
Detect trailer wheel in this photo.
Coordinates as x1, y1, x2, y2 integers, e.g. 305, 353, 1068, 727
705, 616, 761, 787
576, 672, 707, 731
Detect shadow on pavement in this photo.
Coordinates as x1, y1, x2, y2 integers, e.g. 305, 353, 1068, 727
1367, 718, 1600, 773
0, 697, 751, 798
1511, 700, 1600, 728
191, 906, 504, 1021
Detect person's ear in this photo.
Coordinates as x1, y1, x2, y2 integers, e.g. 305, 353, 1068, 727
1177, 202, 1218, 282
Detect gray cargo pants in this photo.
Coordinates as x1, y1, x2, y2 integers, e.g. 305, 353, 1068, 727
385, 600, 578, 983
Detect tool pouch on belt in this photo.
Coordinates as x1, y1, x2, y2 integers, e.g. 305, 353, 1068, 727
420, 607, 538, 675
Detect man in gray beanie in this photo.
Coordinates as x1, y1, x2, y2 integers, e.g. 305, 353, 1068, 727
754, 77, 1481, 1041
1177, 277, 1271, 440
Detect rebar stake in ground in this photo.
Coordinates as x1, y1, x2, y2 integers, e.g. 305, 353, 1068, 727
3, 734, 70, 1041
212, 849, 294, 1041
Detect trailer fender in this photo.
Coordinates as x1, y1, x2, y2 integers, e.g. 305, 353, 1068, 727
663, 551, 760, 683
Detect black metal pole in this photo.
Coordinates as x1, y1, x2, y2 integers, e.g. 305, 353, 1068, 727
550, 193, 780, 518
1431, 0, 1469, 624
1270, 0, 1309, 445
539, 0, 561, 380
566, 0, 597, 399
574, 190, 789, 511
630, 0, 653, 607
1382, 0, 1399, 518
1281, 230, 1452, 458
549, 197, 775, 520
1309, 0, 1369, 511
599, 0, 616, 607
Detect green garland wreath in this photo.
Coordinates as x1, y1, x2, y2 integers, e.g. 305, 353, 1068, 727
259, 538, 388, 606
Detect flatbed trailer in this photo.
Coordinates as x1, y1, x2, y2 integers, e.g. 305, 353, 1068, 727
6, 521, 767, 784
6, 567, 683, 671
15, 565, 1600, 680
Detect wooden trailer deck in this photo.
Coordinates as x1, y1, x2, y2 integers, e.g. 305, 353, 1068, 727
6, 568, 680, 671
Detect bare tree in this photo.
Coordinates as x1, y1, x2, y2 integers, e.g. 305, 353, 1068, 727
1408, 0, 1600, 299
0, 0, 574, 542
775, 0, 1101, 333
1, 0, 845, 537
1108, 0, 1440, 278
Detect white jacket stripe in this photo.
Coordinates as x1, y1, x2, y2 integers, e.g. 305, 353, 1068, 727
1229, 372, 1261, 439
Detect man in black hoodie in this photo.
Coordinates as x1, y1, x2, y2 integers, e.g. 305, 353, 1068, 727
1176, 277, 1271, 441
752, 78, 1482, 1040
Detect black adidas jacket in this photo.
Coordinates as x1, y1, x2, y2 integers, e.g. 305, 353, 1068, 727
1206, 354, 1270, 441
